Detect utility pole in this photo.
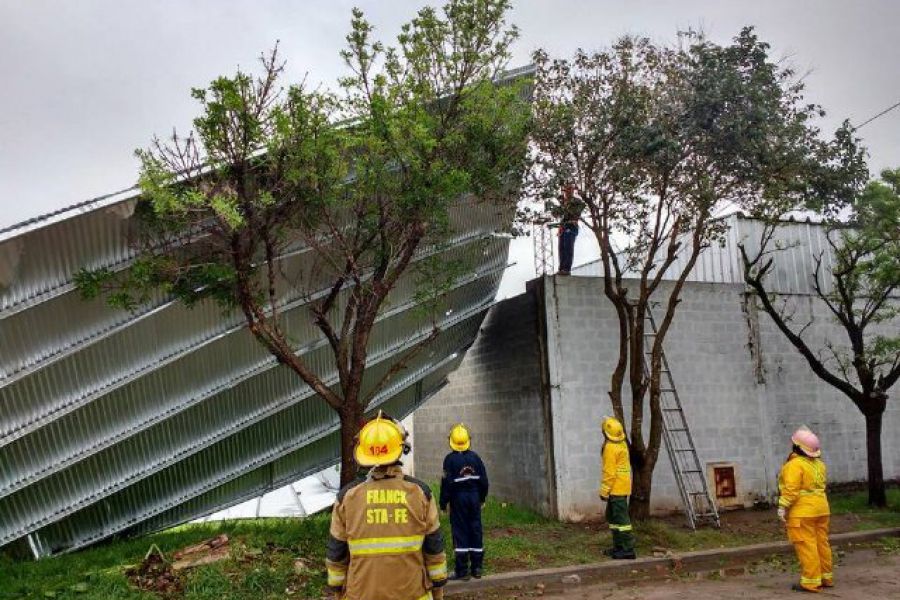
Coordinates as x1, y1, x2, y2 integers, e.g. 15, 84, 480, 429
532, 216, 554, 276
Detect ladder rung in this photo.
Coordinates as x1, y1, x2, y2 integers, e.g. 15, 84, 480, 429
668, 428, 687, 432
689, 492, 709, 496
681, 469, 702, 474
673, 448, 694, 452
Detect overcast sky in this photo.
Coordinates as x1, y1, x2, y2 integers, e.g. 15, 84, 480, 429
1, 1, 898, 293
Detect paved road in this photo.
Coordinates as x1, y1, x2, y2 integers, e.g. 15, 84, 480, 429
531, 549, 900, 599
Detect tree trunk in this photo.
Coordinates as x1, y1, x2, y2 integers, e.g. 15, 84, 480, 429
864, 409, 887, 508
339, 402, 365, 487
629, 459, 653, 520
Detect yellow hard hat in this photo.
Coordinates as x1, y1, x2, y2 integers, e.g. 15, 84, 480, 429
448, 423, 471, 451
602, 416, 625, 442
355, 412, 406, 467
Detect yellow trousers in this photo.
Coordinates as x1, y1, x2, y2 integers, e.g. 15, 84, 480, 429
786, 515, 833, 591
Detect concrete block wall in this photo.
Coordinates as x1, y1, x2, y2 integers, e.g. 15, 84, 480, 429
756, 294, 900, 485
545, 275, 899, 520
412, 273, 899, 522
413, 290, 553, 515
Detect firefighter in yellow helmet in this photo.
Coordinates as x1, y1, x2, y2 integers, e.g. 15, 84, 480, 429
778, 426, 832, 593
440, 424, 489, 580
599, 416, 635, 559
326, 411, 448, 600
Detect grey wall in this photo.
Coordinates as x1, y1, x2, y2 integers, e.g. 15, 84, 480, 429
413, 289, 554, 515
544, 275, 900, 521
413, 274, 899, 522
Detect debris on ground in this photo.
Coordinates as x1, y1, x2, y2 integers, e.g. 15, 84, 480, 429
171, 534, 230, 571
125, 544, 182, 597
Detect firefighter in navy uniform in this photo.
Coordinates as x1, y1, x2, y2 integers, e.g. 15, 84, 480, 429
440, 424, 489, 580
326, 412, 448, 600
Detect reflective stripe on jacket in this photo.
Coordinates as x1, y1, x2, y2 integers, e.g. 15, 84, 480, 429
778, 453, 830, 518
326, 465, 447, 600
600, 440, 632, 497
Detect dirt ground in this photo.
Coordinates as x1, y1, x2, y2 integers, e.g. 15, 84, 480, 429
515, 550, 900, 600
653, 505, 869, 539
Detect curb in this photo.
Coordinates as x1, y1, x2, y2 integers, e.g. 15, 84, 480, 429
444, 527, 900, 596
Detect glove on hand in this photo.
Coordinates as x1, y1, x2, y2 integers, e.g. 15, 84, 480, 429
777, 506, 786, 523
432, 587, 444, 600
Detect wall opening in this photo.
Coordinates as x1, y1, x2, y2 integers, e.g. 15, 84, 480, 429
707, 462, 743, 509
714, 465, 737, 499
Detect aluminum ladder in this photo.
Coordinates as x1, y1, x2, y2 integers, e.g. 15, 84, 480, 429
641, 305, 720, 529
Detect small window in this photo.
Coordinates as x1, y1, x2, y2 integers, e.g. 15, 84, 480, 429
714, 466, 737, 499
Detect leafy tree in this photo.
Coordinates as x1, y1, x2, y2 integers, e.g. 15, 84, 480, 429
741, 167, 899, 507
78, 0, 529, 486
528, 29, 831, 519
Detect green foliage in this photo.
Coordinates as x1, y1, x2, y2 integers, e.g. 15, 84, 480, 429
74, 0, 529, 485
528, 27, 843, 258
527, 27, 843, 514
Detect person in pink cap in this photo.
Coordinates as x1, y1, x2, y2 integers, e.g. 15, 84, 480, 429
777, 426, 832, 593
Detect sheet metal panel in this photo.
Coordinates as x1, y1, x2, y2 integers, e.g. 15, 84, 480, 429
0, 270, 500, 541
0, 231, 501, 447
27, 325, 472, 554
0, 191, 510, 554
572, 215, 836, 295
0, 198, 139, 315
0, 66, 533, 554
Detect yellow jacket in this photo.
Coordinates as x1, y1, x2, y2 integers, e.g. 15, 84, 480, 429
600, 440, 632, 497
778, 453, 830, 519
326, 465, 448, 600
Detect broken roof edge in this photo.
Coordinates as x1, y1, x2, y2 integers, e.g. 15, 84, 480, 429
0, 185, 140, 244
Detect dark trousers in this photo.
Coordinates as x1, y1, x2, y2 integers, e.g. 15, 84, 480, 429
606, 496, 635, 553
558, 224, 578, 273
450, 491, 484, 575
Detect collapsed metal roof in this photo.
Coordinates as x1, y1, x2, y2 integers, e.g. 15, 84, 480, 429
0, 174, 516, 559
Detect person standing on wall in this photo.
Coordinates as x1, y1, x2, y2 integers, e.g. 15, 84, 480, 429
326, 411, 448, 600
556, 183, 584, 276
440, 423, 489, 580
778, 426, 833, 593
599, 416, 636, 559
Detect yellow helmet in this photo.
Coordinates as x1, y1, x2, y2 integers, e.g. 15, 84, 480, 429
355, 411, 408, 467
602, 416, 625, 442
448, 423, 471, 451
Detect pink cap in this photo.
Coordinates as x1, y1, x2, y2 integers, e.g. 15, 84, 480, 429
791, 426, 821, 458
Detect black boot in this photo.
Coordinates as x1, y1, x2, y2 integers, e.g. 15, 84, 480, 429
611, 550, 636, 560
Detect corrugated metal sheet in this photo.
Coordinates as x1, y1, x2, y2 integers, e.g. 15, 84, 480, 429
572, 215, 837, 295
0, 187, 511, 555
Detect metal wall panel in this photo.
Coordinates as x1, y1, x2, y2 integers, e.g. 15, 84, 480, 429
0, 190, 510, 555
572, 215, 837, 295
29, 324, 473, 554
0, 271, 500, 545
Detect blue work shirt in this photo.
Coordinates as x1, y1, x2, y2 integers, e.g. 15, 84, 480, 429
439, 450, 489, 510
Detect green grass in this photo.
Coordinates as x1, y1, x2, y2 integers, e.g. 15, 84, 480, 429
0, 518, 330, 600
2, 489, 898, 600
829, 488, 900, 528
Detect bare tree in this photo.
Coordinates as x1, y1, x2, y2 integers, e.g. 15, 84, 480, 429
741, 165, 898, 507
